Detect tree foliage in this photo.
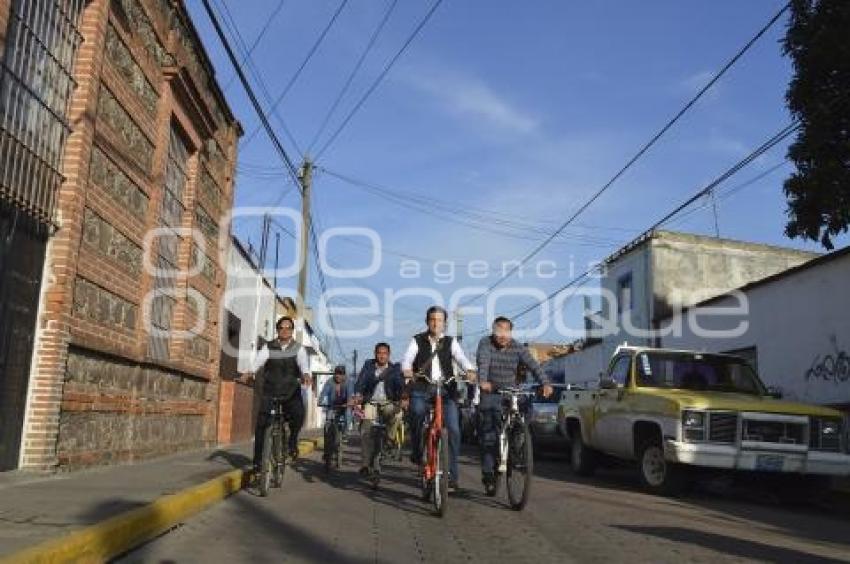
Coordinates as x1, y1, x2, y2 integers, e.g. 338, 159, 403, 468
783, 0, 850, 250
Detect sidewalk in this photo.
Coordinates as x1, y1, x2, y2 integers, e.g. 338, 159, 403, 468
0, 431, 322, 562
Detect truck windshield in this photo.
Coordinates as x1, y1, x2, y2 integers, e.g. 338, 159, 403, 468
635, 352, 765, 395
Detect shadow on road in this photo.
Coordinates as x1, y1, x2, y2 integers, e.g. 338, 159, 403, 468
532, 454, 850, 551
614, 525, 848, 564
230, 492, 374, 563
206, 450, 252, 470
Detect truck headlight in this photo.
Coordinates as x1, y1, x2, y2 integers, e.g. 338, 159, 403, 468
682, 410, 705, 442
821, 420, 840, 437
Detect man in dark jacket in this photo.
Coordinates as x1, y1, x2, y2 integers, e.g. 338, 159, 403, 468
355, 342, 404, 475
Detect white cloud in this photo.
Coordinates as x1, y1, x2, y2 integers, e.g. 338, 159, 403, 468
403, 68, 539, 134
679, 70, 717, 95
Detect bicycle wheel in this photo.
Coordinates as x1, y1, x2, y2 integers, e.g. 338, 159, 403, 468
334, 426, 342, 469
419, 425, 430, 501
506, 421, 533, 510
433, 429, 450, 517
324, 423, 335, 472
272, 424, 284, 488
259, 426, 274, 497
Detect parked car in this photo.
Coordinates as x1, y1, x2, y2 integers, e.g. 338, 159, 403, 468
557, 345, 850, 495
526, 383, 570, 452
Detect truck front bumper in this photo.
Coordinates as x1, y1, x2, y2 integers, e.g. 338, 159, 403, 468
664, 440, 850, 476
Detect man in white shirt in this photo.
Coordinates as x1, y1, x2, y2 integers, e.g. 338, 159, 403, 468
402, 306, 475, 492
250, 316, 312, 468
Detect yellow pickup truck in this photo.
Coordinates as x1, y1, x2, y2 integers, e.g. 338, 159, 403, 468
557, 345, 850, 495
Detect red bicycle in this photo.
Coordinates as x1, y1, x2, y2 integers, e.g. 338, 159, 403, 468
414, 372, 458, 517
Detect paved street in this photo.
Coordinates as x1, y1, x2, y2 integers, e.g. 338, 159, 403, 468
119, 441, 850, 563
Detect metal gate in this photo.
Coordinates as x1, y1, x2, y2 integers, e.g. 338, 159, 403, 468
0, 203, 48, 470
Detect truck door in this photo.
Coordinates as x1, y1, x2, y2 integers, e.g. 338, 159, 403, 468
593, 355, 632, 456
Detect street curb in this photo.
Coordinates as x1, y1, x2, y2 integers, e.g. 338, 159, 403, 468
1, 437, 324, 564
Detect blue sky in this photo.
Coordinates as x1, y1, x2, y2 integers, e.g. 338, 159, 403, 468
185, 0, 848, 364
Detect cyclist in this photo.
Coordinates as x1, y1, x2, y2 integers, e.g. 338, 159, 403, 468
402, 306, 475, 492
354, 342, 404, 476
251, 316, 312, 471
475, 316, 551, 493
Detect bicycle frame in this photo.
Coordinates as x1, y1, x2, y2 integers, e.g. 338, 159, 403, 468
424, 389, 444, 481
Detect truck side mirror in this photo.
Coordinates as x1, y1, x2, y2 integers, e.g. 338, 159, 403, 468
599, 377, 618, 390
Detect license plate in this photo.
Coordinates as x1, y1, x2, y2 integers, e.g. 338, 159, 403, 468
755, 454, 785, 472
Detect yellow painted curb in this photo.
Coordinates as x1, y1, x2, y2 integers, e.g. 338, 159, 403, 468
2, 438, 322, 564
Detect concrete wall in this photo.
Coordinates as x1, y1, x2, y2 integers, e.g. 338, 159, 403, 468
551, 232, 820, 393
543, 343, 610, 387
650, 231, 818, 321
661, 250, 850, 407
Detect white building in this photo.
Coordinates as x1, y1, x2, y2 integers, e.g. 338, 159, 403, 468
660, 247, 850, 409
221, 237, 333, 430
544, 230, 819, 386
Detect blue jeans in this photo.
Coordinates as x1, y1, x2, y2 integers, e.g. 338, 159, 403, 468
410, 389, 461, 481
477, 393, 503, 475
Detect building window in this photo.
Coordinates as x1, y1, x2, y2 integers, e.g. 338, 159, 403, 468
148, 122, 191, 361
0, 0, 85, 223
617, 273, 633, 315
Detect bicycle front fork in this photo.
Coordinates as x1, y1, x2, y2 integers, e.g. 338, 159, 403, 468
498, 427, 509, 473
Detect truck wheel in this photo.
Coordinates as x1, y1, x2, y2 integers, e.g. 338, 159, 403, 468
570, 433, 596, 477
637, 439, 686, 496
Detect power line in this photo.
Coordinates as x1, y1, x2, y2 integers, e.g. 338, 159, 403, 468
476, 122, 800, 336
201, 0, 301, 190
220, 0, 286, 92
307, 0, 399, 154
663, 160, 789, 229
457, 2, 791, 308
320, 167, 623, 247
215, 0, 303, 156
314, 0, 445, 160
242, 0, 351, 148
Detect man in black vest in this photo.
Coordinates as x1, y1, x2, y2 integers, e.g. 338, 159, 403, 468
402, 306, 475, 492
251, 316, 312, 470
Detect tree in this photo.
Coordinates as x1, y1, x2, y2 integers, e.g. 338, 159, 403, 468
782, 0, 850, 250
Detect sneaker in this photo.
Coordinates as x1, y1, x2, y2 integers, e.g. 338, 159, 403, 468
409, 453, 421, 466
448, 479, 460, 493
482, 473, 497, 497
359, 466, 371, 477
288, 449, 299, 462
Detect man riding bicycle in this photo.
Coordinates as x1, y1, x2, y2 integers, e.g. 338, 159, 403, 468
475, 316, 551, 493
251, 316, 312, 471
354, 342, 404, 476
402, 306, 475, 492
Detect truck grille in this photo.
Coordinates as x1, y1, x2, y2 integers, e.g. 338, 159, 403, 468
810, 419, 842, 452
743, 420, 806, 445
709, 413, 737, 443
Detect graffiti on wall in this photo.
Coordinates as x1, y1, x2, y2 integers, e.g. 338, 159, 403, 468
805, 336, 849, 385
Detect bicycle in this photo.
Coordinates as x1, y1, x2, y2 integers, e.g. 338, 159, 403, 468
258, 396, 289, 497
320, 404, 347, 472
413, 372, 463, 518
388, 409, 405, 461
365, 399, 401, 489
487, 387, 535, 510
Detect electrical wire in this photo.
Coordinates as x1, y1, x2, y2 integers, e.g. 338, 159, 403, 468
457, 2, 792, 308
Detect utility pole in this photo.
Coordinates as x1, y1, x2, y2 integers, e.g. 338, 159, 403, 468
352, 349, 358, 377
455, 309, 464, 343
297, 159, 313, 319
274, 231, 280, 296
710, 189, 720, 238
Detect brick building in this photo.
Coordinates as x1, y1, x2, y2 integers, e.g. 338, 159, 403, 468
0, 0, 241, 471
